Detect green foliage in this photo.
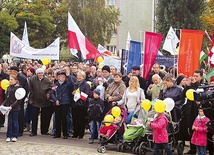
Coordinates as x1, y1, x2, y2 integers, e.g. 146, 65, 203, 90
59, 46, 78, 61
0, 0, 120, 60
156, 0, 207, 36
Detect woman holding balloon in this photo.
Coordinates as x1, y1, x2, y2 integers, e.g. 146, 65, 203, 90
2, 74, 22, 142
114, 76, 146, 124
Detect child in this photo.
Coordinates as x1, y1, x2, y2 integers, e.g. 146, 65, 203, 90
87, 88, 104, 144
191, 107, 210, 155
100, 116, 121, 140
147, 112, 173, 155
2, 74, 21, 142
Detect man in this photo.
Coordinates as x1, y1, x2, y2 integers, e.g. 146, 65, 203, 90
29, 68, 52, 136
147, 62, 165, 86
9, 66, 28, 136
19, 64, 28, 79
131, 66, 147, 92
184, 70, 205, 154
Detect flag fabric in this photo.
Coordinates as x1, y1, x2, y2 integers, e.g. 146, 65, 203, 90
200, 51, 207, 64
68, 12, 101, 59
127, 40, 142, 73
205, 30, 212, 42
121, 49, 129, 74
74, 88, 80, 102
80, 92, 88, 101
22, 21, 30, 46
178, 30, 204, 77
143, 32, 163, 80
162, 27, 179, 55
209, 46, 214, 66
205, 69, 214, 82
126, 31, 131, 50
212, 30, 214, 46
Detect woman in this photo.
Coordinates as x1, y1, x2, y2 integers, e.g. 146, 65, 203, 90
114, 76, 145, 124
51, 72, 72, 139
158, 75, 184, 122
104, 72, 126, 116
72, 71, 90, 139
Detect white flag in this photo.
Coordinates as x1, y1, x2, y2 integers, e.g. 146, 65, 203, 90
162, 27, 179, 55
22, 21, 30, 46
126, 31, 131, 50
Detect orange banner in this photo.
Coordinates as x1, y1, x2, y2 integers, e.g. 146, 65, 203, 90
178, 30, 204, 77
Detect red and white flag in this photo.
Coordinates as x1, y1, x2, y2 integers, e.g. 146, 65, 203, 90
68, 12, 101, 59
80, 92, 88, 101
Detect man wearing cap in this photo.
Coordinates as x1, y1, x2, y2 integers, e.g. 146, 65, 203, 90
9, 66, 28, 136
29, 68, 52, 136
131, 65, 147, 92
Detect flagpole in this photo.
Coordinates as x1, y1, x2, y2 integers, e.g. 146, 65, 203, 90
173, 28, 181, 79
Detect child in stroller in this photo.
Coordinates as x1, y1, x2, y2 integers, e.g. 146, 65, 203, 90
97, 106, 127, 153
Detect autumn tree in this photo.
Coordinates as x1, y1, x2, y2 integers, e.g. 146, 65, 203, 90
202, 0, 214, 35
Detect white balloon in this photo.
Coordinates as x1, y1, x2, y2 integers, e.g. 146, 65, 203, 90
15, 88, 26, 100
42, 65, 46, 70
164, 98, 175, 112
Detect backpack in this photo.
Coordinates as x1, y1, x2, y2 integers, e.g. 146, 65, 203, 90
88, 99, 103, 120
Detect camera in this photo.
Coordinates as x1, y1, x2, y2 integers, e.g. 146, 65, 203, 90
194, 85, 214, 102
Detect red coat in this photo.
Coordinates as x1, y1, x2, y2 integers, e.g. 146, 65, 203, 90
150, 113, 168, 143
191, 116, 210, 146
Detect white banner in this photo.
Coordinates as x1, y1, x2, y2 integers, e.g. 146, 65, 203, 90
10, 32, 60, 60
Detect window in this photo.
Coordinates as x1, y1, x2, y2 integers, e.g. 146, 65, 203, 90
107, 46, 116, 53
107, 0, 116, 5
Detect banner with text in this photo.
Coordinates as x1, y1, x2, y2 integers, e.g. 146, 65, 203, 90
10, 32, 60, 60
178, 30, 204, 77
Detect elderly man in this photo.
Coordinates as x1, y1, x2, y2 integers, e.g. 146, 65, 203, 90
29, 68, 52, 136
147, 74, 163, 100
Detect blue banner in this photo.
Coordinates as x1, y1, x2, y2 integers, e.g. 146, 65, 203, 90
127, 40, 142, 72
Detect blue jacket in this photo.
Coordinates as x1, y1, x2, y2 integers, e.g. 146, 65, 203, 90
51, 81, 72, 105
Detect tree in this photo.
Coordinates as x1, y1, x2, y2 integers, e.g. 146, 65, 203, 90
202, 0, 214, 35
156, 0, 207, 36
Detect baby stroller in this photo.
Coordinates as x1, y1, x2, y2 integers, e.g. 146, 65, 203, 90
97, 106, 127, 153
136, 109, 184, 155
118, 117, 146, 153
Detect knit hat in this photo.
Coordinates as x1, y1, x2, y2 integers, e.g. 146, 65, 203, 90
176, 75, 185, 85
102, 65, 110, 73
94, 88, 100, 96
36, 68, 44, 74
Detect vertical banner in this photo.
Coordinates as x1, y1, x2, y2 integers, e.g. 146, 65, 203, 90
178, 30, 204, 77
121, 49, 129, 75
127, 40, 142, 73
143, 32, 163, 80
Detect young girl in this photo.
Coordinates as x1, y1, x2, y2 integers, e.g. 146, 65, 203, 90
191, 107, 210, 155
2, 74, 21, 142
147, 112, 173, 155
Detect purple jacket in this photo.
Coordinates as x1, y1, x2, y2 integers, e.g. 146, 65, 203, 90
150, 113, 168, 143
191, 116, 210, 146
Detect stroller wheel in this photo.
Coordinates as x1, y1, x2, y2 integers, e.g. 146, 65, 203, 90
97, 146, 106, 153
132, 147, 136, 154
117, 144, 124, 152
135, 146, 139, 154
139, 142, 147, 155
177, 141, 184, 155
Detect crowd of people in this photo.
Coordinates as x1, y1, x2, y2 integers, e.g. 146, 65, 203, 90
0, 59, 213, 155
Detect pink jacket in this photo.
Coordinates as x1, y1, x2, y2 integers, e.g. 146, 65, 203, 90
150, 113, 168, 143
191, 116, 210, 146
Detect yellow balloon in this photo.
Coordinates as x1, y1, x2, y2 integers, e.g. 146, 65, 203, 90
141, 99, 152, 111
186, 89, 195, 101
112, 106, 121, 117
154, 100, 166, 113
1, 79, 10, 90
86, 81, 92, 89
97, 56, 103, 63
42, 58, 50, 65
104, 114, 114, 126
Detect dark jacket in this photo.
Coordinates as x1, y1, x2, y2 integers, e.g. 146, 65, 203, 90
51, 81, 72, 105
2, 84, 21, 111
87, 97, 104, 121
0, 70, 9, 104
73, 80, 90, 108
29, 75, 52, 108
17, 74, 28, 99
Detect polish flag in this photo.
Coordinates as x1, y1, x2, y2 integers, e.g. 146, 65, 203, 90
80, 92, 88, 101
68, 12, 101, 59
